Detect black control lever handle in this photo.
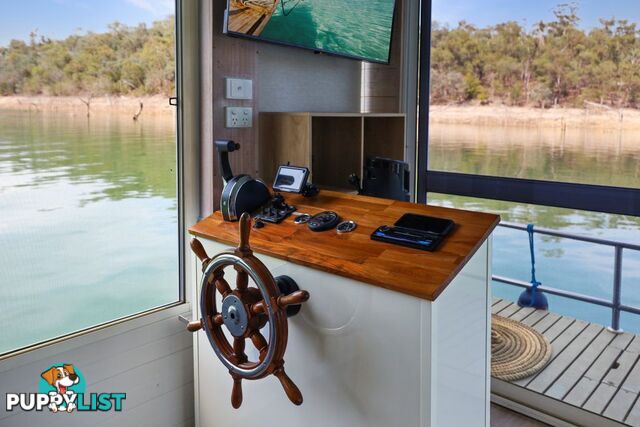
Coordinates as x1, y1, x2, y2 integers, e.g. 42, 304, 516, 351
215, 140, 240, 183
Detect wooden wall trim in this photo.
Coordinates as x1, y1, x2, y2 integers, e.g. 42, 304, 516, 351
200, 1, 260, 218
199, 0, 214, 218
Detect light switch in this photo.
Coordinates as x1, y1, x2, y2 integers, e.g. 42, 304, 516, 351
225, 78, 253, 100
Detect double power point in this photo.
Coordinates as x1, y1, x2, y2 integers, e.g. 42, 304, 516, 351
225, 77, 253, 128
225, 107, 253, 128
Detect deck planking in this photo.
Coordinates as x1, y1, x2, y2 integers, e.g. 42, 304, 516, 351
492, 298, 640, 426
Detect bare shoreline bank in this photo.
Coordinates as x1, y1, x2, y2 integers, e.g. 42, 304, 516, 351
0, 96, 174, 116
429, 105, 640, 130
2, 97, 639, 130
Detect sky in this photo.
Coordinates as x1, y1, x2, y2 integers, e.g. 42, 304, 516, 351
0, 0, 636, 47
0, 0, 174, 46
432, 0, 638, 30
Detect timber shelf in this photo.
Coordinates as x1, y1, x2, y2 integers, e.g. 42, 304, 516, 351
258, 112, 406, 192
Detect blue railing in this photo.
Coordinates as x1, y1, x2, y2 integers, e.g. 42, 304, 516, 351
493, 222, 640, 333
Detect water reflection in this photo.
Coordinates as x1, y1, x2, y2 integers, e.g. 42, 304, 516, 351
429, 123, 640, 189
0, 110, 178, 354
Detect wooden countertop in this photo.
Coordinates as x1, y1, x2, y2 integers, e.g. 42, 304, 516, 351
189, 191, 500, 301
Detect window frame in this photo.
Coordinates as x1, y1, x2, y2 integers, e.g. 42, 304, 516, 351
0, 0, 200, 361
416, 0, 640, 216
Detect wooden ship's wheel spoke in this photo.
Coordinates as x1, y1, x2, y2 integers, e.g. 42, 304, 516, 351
215, 277, 232, 297
233, 337, 248, 363
250, 331, 269, 360
235, 268, 249, 291
212, 314, 224, 327
250, 299, 266, 315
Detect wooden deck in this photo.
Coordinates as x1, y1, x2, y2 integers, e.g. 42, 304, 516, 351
492, 298, 640, 427
227, 0, 278, 36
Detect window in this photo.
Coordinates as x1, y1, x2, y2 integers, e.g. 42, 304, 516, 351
417, 0, 640, 331
0, 1, 180, 355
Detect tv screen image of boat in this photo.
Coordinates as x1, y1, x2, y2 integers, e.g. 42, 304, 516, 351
225, 0, 397, 64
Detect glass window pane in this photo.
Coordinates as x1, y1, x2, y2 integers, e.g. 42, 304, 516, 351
0, 4, 178, 355
429, 1, 640, 188
429, 192, 640, 333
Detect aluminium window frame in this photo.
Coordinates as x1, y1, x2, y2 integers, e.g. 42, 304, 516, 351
0, 0, 200, 361
416, 0, 640, 217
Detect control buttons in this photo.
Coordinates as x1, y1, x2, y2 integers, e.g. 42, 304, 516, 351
307, 211, 341, 232
293, 214, 312, 224
337, 220, 357, 234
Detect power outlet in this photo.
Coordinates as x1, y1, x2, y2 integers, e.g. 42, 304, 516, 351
225, 107, 253, 128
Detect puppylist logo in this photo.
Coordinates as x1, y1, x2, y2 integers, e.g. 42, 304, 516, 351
5, 363, 126, 413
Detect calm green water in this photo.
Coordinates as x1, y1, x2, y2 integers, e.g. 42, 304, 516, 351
0, 110, 178, 355
261, 0, 395, 63
429, 123, 640, 333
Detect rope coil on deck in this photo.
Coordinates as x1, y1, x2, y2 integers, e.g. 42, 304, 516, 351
491, 315, 552, 381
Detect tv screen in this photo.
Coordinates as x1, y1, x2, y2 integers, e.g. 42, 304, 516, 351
224, 0, 397, 64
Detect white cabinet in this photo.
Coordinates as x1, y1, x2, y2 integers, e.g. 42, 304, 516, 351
191, 237, 492, 427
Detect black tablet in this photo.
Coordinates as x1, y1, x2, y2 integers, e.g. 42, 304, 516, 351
394, 213, 455, 237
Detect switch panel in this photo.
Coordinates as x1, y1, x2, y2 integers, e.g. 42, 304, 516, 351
225, 107, 253, 128
225, 78, 253, 100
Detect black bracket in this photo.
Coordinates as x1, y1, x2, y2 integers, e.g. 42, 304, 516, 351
275, 275, 303, 317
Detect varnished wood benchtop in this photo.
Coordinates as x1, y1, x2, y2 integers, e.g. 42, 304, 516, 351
189, 191, 500, 301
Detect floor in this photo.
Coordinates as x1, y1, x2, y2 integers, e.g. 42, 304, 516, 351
491, 403, 550, 426
492, 298, 640, 426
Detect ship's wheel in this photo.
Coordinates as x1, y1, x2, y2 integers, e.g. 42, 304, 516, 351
187, 213, 309, 408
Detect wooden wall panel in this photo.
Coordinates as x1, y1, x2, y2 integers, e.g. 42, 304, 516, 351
200, 1, 407, 215
200, 0, 260, 218
361, 0, 403, 113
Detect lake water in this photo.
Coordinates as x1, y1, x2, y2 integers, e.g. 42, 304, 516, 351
1, 111, 639, 355
0, 110, 178, 355
429, 122, 640, 333
261, 0, 395, 62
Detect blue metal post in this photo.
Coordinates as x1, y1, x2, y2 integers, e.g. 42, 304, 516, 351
609, 247, 623, 333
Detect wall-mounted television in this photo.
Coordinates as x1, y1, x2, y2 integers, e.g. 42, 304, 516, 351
224, 0, 397, 64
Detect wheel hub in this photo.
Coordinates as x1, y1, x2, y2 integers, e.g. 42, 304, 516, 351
222, 295, 248, 337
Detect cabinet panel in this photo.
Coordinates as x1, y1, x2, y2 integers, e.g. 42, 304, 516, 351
311, 116, 362, 189
363, 116, 405, 162
259, 113, 311, 184
258, 113, 406, 192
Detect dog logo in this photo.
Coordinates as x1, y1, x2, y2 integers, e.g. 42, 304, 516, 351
5, 363, 125, 413
40, 364, 80, 413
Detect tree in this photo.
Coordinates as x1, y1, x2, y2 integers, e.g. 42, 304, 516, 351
0, 17, 176, 97
428, 4, 640, 109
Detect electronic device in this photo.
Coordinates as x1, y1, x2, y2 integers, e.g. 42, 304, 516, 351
254, 193, 296, 224
293, 214, 312, 224
307, 211, 341, 232
223, 0, 397, 64
217, 140, 271, 222
394, 214, 455, 236
371, 214, 455, 251
273, 165, 309, 194
350, 157, 410, 201
336, 221, 357, 234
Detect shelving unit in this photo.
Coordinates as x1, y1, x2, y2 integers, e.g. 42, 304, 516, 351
259, 112, 406, 192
